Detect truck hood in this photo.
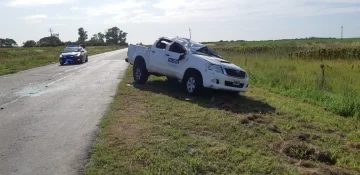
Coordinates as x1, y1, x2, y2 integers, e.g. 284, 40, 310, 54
194, 54, 246, 72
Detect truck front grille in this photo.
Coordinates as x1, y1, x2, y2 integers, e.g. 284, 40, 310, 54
225, 81, 244, 88
224, 68, 246, 79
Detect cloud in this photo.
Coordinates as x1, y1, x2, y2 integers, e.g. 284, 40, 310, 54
6, 0, 74, 7
21, 15, 48, 23
101, 0, 360, 24
23, 0, 359, 24
82, 0, 148, 17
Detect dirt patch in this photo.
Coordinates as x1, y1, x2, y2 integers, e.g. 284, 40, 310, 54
267, 125, 282, 134
325, 129, 336, 134
299, 166, 352, 175
311, 135, 323, 141
240, 118, 250, 125
239, 114, 269, 125
294, 133, 323, 142
301, 123, 321, 131
283, 144, 336, 165
299, 161, 317, 168
347, 142, 360, 150
110, 122, 150, 144
269, 141, 356, 175
247, 114, 263, 121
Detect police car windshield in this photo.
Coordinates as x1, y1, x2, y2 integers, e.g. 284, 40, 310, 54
63, 47, 81, 53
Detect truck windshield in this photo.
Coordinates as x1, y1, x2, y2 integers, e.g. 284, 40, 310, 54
192, 47, 222, 58
63, 47, 81, 53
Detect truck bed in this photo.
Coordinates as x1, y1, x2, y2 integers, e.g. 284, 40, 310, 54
127, 45, 150, 65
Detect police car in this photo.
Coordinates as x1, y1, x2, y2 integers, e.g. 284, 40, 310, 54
59, 45, 88, 65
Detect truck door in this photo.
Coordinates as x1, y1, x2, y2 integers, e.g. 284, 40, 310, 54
164, 42, 187, 78
148, 39, 172, 75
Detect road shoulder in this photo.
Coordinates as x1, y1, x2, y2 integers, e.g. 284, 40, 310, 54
86, 67, 360, 175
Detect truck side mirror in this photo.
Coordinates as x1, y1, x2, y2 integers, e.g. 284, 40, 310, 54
179, 53, 186, 60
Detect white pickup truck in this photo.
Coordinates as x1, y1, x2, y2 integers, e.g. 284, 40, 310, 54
126, 37, 249, 95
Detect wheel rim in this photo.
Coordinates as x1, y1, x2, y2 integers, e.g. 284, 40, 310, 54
135, 68, 142, 80
187, 77, 196, 93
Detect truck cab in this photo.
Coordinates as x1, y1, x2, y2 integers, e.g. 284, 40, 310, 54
127, 37, 249, 95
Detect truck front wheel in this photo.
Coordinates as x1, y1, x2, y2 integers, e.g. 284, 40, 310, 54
183, 71, 203, 95
133, 60, 149, 84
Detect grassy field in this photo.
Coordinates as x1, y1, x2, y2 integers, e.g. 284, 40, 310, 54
206, 38, 360, 47
85, 68, 360, 175
0, 46, 123, 76
210, 40, 360, 119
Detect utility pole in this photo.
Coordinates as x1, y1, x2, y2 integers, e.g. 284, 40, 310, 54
49, 28, 53, 47
341, 26, 343, 40
189, 27, 192, 40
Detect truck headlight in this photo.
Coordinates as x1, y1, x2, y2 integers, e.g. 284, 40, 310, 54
207, 63, 224, 74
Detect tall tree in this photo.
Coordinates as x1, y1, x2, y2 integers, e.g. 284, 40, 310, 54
0, 38, 18, 48
105, 27, 120, 44
37, 36, 62, 47
23, 40, 37, 47
105, 27, 128, 46
90, 34, 99, 41
97, 32, 105, 43
119, 31, 128, 46
78, 27, 88, 44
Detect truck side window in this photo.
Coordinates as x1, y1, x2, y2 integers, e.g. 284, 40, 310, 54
156, 39, 171, 49
169, 42, 186, 54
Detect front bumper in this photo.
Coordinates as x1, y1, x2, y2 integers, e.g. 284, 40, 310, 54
203, 70, 249, 92
60, 55, 83, 64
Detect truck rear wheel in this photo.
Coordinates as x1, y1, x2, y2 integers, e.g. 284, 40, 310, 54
133, 60, 149, 84
183, 70, 203, 95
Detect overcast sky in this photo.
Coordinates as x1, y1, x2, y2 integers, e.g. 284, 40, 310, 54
1, 0, 360, 45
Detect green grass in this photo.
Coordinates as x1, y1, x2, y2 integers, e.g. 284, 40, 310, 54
0, 46, 123, 76
85, 68, 360, 175
215, 47, 360, 118
206, 38, 360, 47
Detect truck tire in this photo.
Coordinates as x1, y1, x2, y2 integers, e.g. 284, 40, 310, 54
133, 60, 149, 84
183, 70, 203, 95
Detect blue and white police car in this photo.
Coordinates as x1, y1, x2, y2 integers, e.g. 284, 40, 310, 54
59, 45, 88, 65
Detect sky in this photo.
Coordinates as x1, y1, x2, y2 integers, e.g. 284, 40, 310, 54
0, 0, 360, 46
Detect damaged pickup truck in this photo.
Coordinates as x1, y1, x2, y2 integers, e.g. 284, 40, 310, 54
127, 37, 249, 95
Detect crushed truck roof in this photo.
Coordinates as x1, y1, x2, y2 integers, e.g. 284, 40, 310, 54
161, 37, 206, 52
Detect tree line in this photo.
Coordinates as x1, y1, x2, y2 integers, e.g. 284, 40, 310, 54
0, 38, 18, 48
0, 27, 128, 48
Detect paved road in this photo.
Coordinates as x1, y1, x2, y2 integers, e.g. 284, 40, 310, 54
0, 49, 129, 175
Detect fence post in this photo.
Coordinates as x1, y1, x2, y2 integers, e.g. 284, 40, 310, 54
320, 64, 325, 89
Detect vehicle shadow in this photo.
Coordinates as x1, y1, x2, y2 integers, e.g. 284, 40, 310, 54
133, 80, 276, 115
59, 63, 84, 66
